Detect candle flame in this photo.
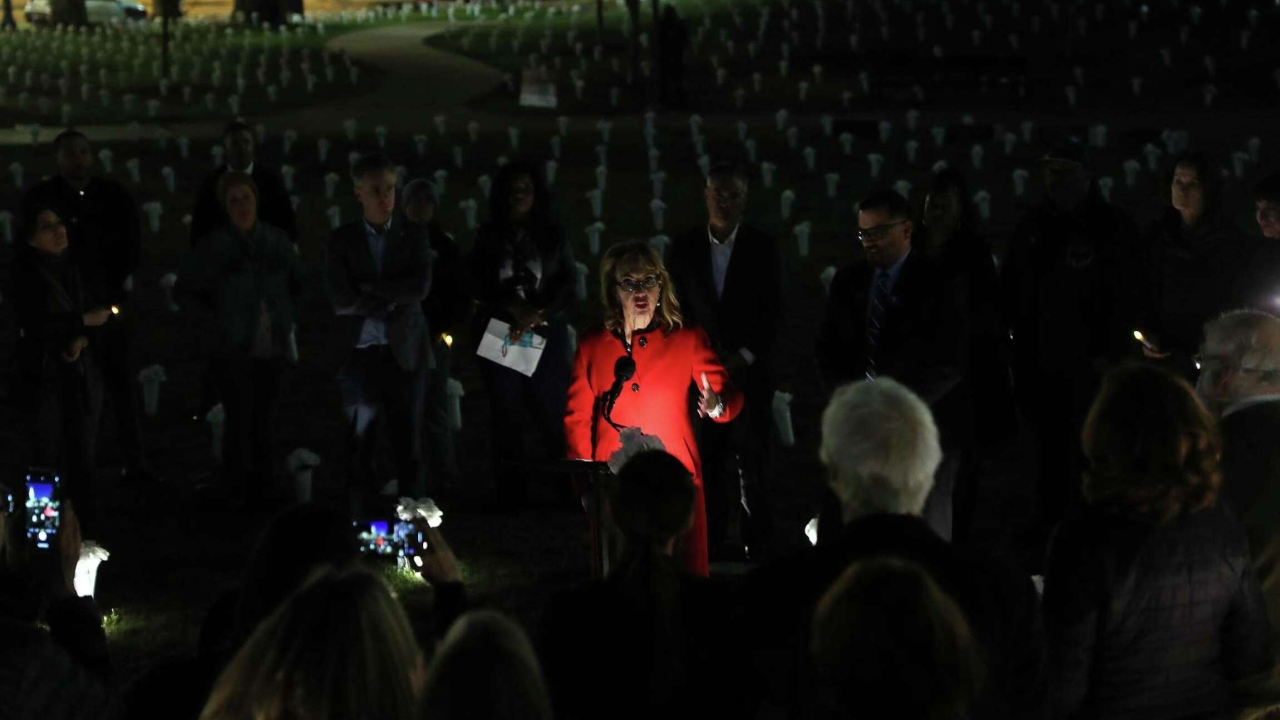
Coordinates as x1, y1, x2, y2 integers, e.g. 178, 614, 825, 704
110, 305, 120, 315
1132, 330, 1145, 342
443, 333, 454, 348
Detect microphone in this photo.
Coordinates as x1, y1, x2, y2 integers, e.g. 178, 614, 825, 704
603, 356, 636, 431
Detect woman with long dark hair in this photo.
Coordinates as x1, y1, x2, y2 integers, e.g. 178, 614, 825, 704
540, 451, 732, 720
11, 203, 112, 537
1044, 363, 1270, 719
468, 161, 577, 507
1138, 151, 1257, 379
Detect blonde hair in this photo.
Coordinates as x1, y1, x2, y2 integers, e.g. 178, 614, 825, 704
812, 557, 984, 720
420, 611, 553, 720
599, 241, 683, 336
200, 566, 422, 720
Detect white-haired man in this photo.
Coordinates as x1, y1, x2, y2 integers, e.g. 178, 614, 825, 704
1197, 310, 1280, 628
734, 379, 1044, 720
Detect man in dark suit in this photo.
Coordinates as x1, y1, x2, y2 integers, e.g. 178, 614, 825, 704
1198, 309, 1280, 628
1000, 141, 1141, 556
22, 129, 158, 485
733, 379, 1043, 720
325, 153, 433, 512
190, 120, 297, 247
817, 189, 968, 539
669, 162, 784, 560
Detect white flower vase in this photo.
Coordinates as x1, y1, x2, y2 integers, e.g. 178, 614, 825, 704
207, 403, 226, 464
586, 222, 605, 255
649, 234, 671, 260
74, 542, 110, 598
820, 265, 837, 296
772, 390, 795, 447
446, 379, 465, 431
286, 448, 321, 503
574, 261, 589, 301
139, 364, 167, 417
793, 221, 811, 258
159, 273, 180, 313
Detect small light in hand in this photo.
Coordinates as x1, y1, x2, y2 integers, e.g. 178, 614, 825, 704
1132, 330, 1145, 342
413, 555, 424, 568
443, 333, 454, 348
110, 305, 119, 315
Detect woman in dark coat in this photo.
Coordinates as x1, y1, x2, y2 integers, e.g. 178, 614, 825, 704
1044, 363, 1271, 720
177, 172, 302, 504
12, 203, 112, 537
1138, 152, 1259, 380
468, 161, 577, 507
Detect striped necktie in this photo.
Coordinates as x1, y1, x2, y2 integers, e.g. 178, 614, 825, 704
865, 269, 892, 379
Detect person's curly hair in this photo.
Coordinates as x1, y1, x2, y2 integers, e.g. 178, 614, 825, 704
1082, 363, 1223, 523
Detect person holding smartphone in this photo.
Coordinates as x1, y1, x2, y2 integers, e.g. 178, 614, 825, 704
11, 203, 112, 539
0, 501, 112, 720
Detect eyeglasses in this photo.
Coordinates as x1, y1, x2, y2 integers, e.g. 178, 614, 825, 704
616, 276, 660, 294
856, 220, 907, 242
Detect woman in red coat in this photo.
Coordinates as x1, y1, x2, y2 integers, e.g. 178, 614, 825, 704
566, 241, 743, 576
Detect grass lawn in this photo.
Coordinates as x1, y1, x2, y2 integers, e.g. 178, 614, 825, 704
426, 0, 1280, 118
0, 33, 1273, 686
0, 9, 450, 127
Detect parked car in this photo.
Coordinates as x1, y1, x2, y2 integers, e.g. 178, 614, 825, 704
24, 0, 147, 25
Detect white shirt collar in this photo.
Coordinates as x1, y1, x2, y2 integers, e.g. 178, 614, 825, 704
1223, 394, 1280, 418
707, 223, 740, 247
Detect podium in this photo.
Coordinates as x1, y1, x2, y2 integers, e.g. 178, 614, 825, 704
523, 459, 618, 580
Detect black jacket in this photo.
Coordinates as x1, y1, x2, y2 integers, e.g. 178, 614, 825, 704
668, 224, 784, 389
22, 175, 140, 307
1221, 400, 1280, 629
467, 220, 576, 338
10, 246, 102, 402
323, 216, 433, 373
817, 251, 969, 446
0, 596, 110, 720
930, 228, 1016, 446
539, 566, 734, 720
1137, 211, 1257, 378
176, 223, 302, 359
1044, 502, 1271, 720
190, 165, 298, 246
737, 513, 1044, 719
1001, 195, 1141, 404
416, 224, 471, 336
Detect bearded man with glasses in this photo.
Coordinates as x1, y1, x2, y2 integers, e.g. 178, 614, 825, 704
817, 190, 969, 541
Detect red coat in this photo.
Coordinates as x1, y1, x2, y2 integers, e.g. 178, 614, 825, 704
565, 324, 743, 576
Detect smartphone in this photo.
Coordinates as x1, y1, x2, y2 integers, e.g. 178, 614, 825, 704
25, 471, 61, 551
354, 520, 424, 559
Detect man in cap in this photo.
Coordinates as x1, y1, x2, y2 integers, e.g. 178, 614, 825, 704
999, 139, 1141, 559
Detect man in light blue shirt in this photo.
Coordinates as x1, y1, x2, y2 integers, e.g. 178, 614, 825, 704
326, 153, 434, 512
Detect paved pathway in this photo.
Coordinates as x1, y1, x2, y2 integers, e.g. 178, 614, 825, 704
0, 22, 504, 145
